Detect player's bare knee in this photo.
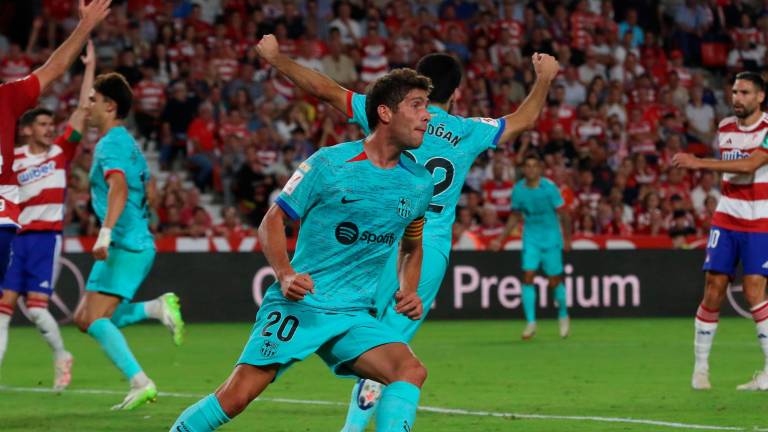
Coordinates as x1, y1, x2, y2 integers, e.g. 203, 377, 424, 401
394, 357, 427, 387
74, 309, 95, 332
215, 387, 253, 418
523, 272, 536, 285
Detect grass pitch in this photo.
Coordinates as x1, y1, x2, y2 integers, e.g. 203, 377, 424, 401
1, 318, 767, 431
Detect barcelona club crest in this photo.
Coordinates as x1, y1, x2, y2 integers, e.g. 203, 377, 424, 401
397, 197, 413, 219
260, 340, 279, 359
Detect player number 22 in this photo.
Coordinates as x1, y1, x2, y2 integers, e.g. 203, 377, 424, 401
261, 311, 299, 342
403, 152, 455, 214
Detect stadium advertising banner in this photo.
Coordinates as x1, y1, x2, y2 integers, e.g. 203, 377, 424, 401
37, 250, 754, 324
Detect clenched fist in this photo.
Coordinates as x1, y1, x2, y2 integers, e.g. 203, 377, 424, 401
532, 52, 559, 82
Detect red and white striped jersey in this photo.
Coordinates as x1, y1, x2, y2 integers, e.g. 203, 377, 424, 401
133, 79, 166, 113
13, 126, 80, 232
713, 113, 768, 232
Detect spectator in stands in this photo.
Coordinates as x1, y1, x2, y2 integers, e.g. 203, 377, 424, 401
330, 1, 362, 46
133, 63, 166, 145
691, 171, 721, 214
473, 205, 505, 246
161, 81, 201, 170
686, 86, 716, 144
482, 161, 514, 221
618, 8, 644, 48
673, 0, 713, 65
213, 206, 251, 238
186, 102, 218, 191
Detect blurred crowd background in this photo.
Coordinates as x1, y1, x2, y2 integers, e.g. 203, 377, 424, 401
0, 0, 763, 247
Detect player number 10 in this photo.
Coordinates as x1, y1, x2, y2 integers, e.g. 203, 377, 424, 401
707, 230, 720, 249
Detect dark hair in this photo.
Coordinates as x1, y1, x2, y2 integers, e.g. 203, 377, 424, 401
93, 72, 133, 119
19, 107, 53, 127
523, 151, 542, 163
365, 68, 433, 130
735, 71, 766, 92
415, 53, 462, 104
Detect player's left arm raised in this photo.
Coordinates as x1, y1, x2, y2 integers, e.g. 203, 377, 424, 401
395, 217, 426, 320
68, 39, 95, 134
495, 53, 559, 145
93, 171, 127, 260
673, 150, 768, 174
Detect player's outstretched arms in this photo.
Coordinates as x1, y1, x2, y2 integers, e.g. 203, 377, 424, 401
489, 212, 520, 251
255, 34, 349, 114
34, 0, 111, 93
673, 151, 768, 174
496, 53, 560, 145
394, 220, 425, 320
68, 39, 96, 133
258, 204, 314, 301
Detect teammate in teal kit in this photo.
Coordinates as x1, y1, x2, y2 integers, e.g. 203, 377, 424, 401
170, 69, 435, 432
490, 154, 572, 340
255, 34, 558, 430
73, 73, 184, 410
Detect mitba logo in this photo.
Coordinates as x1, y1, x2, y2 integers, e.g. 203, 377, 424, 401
335, 222, 360, 244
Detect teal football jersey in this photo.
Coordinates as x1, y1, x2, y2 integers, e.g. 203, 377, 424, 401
348, 92, 505, 256
511, 177, 564, 248
268, 140, 434, 313
89, 126, 154, 251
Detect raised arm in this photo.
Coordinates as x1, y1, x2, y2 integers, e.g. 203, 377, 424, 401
33, 0, 110, 93
256, 34, 349, 114
67, 40, 95, 133
673, 151, 768, 175
496, 53, 560, 145
258, 204, 314, 301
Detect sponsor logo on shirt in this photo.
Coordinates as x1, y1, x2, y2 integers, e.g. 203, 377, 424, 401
721, 149, 750, 161
335, 221, 394, 246
17, 161, 56, 185
283, 171, 304, 195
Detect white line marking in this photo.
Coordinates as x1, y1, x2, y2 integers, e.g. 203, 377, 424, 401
0, 385, 762, 431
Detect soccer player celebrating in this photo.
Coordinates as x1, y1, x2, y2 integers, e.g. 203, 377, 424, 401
254, 34, 557, 430
489, 154, 572, 340
0, 0, 111, 293
0, 40, 96, 391
170, 69, 434, 432
674, 71, 768, 391
73, 72, 185, 409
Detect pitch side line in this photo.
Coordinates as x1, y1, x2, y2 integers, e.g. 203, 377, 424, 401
0, 385, 760, 431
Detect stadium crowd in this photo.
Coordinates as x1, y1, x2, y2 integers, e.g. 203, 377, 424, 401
0, 0, 765, 246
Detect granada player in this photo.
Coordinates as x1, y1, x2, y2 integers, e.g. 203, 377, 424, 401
0, 40, 96, 391
0, 0, 111, 294
674, 72, 768, 391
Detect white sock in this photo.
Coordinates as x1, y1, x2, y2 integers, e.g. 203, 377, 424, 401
144, 298, 163, 320
694, 303, 720, 372
749, 301, 768, 373
129, 370, 151, 389
27, 307, 66, 359
0, 312, 10, 368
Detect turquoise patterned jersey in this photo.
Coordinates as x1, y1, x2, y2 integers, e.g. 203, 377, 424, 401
89, 126, 154, 251
511, 177, 564, 249
348, 92, 506, 257
268, 140, 433, 312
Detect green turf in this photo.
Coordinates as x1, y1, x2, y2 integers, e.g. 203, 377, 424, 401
1, 318, 767, 431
